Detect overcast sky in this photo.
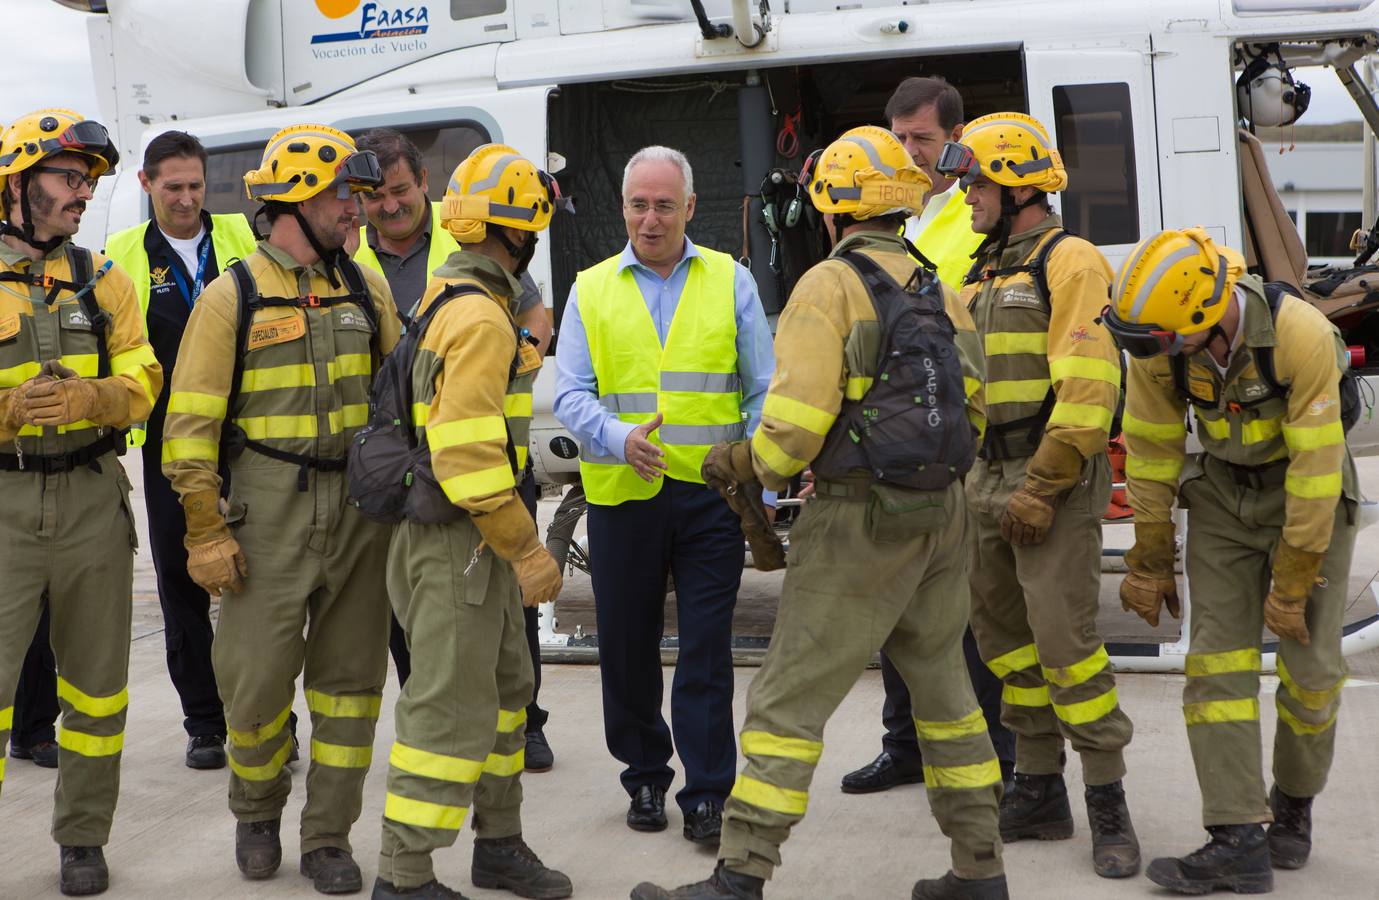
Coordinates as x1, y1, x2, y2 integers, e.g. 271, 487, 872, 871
1, 0, 1370, 128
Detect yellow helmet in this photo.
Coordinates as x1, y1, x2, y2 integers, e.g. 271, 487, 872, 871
1101, 227, 1246, 357
936, 112, 1066, 193
0, 108, 119, 182
803, 126, 929, 220
242, 124, 381, 205
439, 144, 567, 243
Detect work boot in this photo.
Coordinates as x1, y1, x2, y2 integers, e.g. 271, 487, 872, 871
911, 871, 1009, 900
12, 739, 59, 768
1267, 785, 1313, 869
998, 772, 1074, 842
59, 846, 108, 896
301, 847, 363, 894
1145, 824, 1273, 895
629, 863, 764, 900
235, 818, 282, 879
471, 834, 572, 899
1085, 780, 1140, 877
371, 877, 469, 899
524, 729, 554, 772
186, 734, 227, 770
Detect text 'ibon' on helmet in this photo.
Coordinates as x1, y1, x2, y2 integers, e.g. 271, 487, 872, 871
802, 126, 929, 220
942, 113, 1067, 193
440, 144, 569, 243
0, 108, 119, 182
242, 124, 382, 205
1109, 226, 1246, 338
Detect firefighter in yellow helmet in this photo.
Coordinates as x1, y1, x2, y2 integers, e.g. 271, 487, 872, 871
371, 143, 571, 900
1104, 228, 1358, 895
162, 124, 401, 893
634, 126, 1007, 900
934, 113, 1139, 879
0, 108, 161, 896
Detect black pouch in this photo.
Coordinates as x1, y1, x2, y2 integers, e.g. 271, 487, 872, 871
865, 483, 947, 543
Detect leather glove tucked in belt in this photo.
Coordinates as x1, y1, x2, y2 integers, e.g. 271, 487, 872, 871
474, 495, 564, 604
1265, 540, 1327, 646
19, 361, 128, 428
1000, 437, 1084, 547
702, 440, 786, 572
1120, 521, 1180, 627
182, 489, 246, 597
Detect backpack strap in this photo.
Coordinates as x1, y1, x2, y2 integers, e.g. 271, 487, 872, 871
964, 229, 1072, 311
1254, 282, 1289, 398
65, 246, 115, 377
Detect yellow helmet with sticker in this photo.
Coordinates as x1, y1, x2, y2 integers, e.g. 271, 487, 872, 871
802, 126, 929, 220
440, 144, 568, 243
243, 124, 381, 205
0, 108, 119, 181
936, 112, 1067, 193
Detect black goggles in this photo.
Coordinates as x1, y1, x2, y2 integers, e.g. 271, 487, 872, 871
1097, 305, 1186, 359
934, 141, 977, 182
331, 149, 383, 196
537, 169, 575, 215
38, 120, 119, 172
797, 148, 823, 191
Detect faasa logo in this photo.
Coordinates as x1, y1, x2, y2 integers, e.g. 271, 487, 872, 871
312, 0, 429, 45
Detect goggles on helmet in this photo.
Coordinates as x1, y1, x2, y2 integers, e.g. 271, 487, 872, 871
0, 119, 119, 174
1097, 305, 1186, 359
798, 148, 823, 188
935, 141, 979, 184
329, 149, 383, 198
537, 169, 575, 216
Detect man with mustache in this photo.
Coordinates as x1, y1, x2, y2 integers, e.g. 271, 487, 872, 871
162, 125, 401, 893
104, 130, 257, 772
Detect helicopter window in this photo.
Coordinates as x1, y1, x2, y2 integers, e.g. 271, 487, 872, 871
1051, 82, 1139, 246
1304, 210, 1363, 259
451, 0, 505, 18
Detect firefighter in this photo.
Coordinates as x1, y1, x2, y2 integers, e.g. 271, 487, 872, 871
372, 144, 571, 900
934, 113, 1139, 878
1105, 228, 1358, 895
162, 124, 401, 893
0, 108, 160, 896
632, 126, 1007, 900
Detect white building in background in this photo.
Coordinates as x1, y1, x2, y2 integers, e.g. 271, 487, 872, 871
1263, 141, 1365, 265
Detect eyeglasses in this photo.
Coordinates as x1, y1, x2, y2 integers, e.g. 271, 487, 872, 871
33, 165, 98, 192
624, 199, 681, 217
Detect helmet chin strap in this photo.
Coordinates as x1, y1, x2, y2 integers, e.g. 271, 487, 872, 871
493, 227, 538, 278
292, 206, 346, 289
0, 173, 69, 257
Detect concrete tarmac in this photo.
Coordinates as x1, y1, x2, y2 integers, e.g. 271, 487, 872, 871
3, 456, 1379, 899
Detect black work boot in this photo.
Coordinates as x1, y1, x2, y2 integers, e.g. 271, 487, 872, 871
1145, 824, 1273, 895
59, 846, 108, 896
911, 870, 1009, 899
371, 877, 469, 899
471, 834, 572, 899
998, 772, 1074, 842
235, 818, 282, 879
302, 847, 363, 894
1267, 786, 1313, 869
629, 863, 765, 900
1085, 780, 1140, 878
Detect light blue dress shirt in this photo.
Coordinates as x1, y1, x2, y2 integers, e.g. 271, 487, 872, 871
555, 237, 776, 498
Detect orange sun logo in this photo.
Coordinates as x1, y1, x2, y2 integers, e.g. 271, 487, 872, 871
315, 0, 359, 18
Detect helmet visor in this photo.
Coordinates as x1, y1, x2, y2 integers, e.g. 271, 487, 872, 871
1098, 305, 1186, 359
935, 141, 978, 183
331, 149, 383, 197
46, 120, 119, 172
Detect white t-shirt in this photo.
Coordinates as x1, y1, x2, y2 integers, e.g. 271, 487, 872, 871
1206, 287, 1248, 379
161, 225, 207, 286
903, 181, 962, 243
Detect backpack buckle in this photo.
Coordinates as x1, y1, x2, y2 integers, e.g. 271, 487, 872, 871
38, 273, 55, 289
303, 294, 321, 308
1227, 401, 1243, 414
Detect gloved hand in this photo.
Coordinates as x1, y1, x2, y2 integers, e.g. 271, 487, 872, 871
1120, 521, 1181, 627
701, 440, 756, 491
1001, 437, 1084, 546
1, 375, 52, 430
20, 360, 128, 427
512, 545, 563, 607
473, 494, 543, 562
1264, 540, 1326, 646
187, 536, 247, 598
701, 441, 785, 571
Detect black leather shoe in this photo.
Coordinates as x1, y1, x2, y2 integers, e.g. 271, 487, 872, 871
630, 863, 764, 900
627, 785, 668, 832
236, 818, 282, 879
301, 847, 363, 894
59, 846, 108, 896
682, 801, 722, 845
186, 734, 227, 770
11, 739, 59, 769
471, 834, 572, 898
524, 730, 554, 773
840, 751, 925, 794
371, 877, 469, 899
911, 870, 1009, 900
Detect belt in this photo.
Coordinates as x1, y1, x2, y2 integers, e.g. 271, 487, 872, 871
812, 478, 872, 501
243, 439, 346, 492
0, 430, 123, 474
1209, 454, 1288, 490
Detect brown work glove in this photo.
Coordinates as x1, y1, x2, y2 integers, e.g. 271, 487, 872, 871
702, 440, 756, 488
1264, 540, 1326, 646
1001, 437, 1084, 546
182, 489, 246, 597
512, 546, 563, 607
1120, 521, 1181, 627
20, 360, 128, 427
702, 440, 785, 572
1, 375, 51, 430
473, 496, 563, 603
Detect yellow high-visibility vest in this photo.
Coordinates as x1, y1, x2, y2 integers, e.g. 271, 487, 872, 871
354, 202, 459, 307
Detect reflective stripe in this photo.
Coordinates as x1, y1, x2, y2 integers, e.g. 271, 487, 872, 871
497, 708, 527, 733
598, 392, 658, 414
305, 690, 381, 719
1240, 417, 1282, 445
333, 404, 369, 431
0, 705, 11, 731
1002, 684, 1050, 707
0, 756, 5, 781
1185, 649, 1261, 677
844, 376, 873, 401
228, 704, 292, 748
922, 759, 1002, 790
730, 774, 808, 816
0, 361, 40, 388
331, 354, 371, 380
1275, 701, 1338, 736
1283, 420, 1345, 451
985, 331, 1048, 356
384, 792, 467, 830
56, 678, 128, 718
58, 727, 124, 758
1122, 413, 1187, 442
661, 371, 741, 393
964, 376, 982, 401
428, 416, 507, 450
17, 420, 100, 437
987, 379, 1051, 404
740, 730, 824, 764
62, 355, 99, 378
1053, 687, 1119, 725
1129, 244, 1198, 320
311, 739, 373, 768
111, 344, 156, 374
914, 708, 987, 742
441, 463, 516, 502
987, 643, 1039, 678
1125, 456, 1183, 481
1197, 415, 1231, 441
241, 364, 314, 392
168, 391, 228, 420
390, 743, 484, 783
1184, 698, 1259, 725
412, 402, 431, 427
229, 738, 293, 781
1049, 356, 1121, 385
1047, 402, 1114, 430
762, 393, 834, 436
1285, 471, 1342, 499
504, 392, 533, 418
1042, 647, 1109, 688
483, 750, 525, 777
752, 430, 808, 478
235, 414, 317, 440
660, 422, 745, 446
1276, 658, 1343, 711
162, 438, 220, 465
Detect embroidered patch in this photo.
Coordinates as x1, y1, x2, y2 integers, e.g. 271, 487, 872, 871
1240, 382, 1270, 399
337, 308, 370, 330
64, 307, 92, 329
1308, 395, 1336, 416
0, 312, 20, 341
150, 266, 170, 286
999, 287, 1041, 308
247, 314, 305, 350
1068, 325, 1094, 343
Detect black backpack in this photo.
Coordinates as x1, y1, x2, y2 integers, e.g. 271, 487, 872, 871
347, 283, 519, 524
1171, 282, 1368, 434
812, 250, 976, 490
